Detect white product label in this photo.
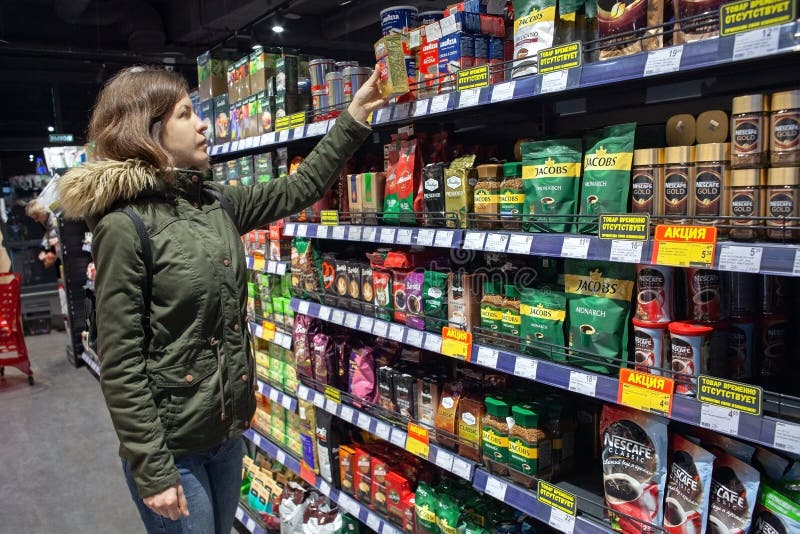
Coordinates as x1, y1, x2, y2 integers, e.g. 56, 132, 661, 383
459, 87, 481, 108
296, 224, 308, 237
390, 428, 407, 448
549, 509, 576, 534
464, 231, 487, 250
485, 233, 509, 252
318, 306, 331, 322
700, 404, 741, 436
276, 262, 287, 275
561, 237, 590, 259
375, 421, 391, 441
424, 333, 443, 353
484, 476, 508, 501
362, 226, 378, 242
439, 14, 457, 36
319, 480, 331, 496
413, 99, 430, 117
491, 81, 516, 103
331, 310, 345, 325
306, 121, 326, 137
406, 329, 424, 347
451, 457, 473, 480
231, 141, 241, 152
389, 323, 405, 342
476, 346, 499, 368
793, 249, 800, 275
435, 449, 455, 471
266, 261, 277, 274
261, 132, 275, 145
397, 228, 413, 244
348, 226, 363, 241
773, 421, 800, 452
514, 357, 538, 380
359, 316, 375, 333
733, 26, 780, 61
339, 495, 360, 517
568, 371, 598, 396
345, 313, 359, 329
245, 137, 255, 148
284, 223, 296, 235
540, 70, 569, 94
718, 245, 763, 273
277, 130, 289, 143
281, 395, 293, 410
316, 225, 330, 239
254, 325, 264, 339
269, 388, 279, 402
357, 413, 371, 430
220, 142, 230, 153
340, 405, 355, 423
373, 320, 389, 338
293, 126, 305, 139
416, 228, 435, 246
394, 102, 411, 120
609, 239, 644, 263
276, 450, 287, 465
327, 119, 336, 132
332, 226, 346, 240
644, 46, 684, 77
430, 94, 451, 114
313, 392, 325, 409
507, 234, 534, 255
434, 230, 455, 248
373, 108, 389, 124
367, 514, 381, 532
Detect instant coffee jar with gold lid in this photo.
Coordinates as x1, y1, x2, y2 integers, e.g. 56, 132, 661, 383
765, 167, 800, 242
728, 169, 765, 241
631, 148, 664, 217
770, 90, 800, 166
693, 143, 730, 230
731, 94, 769, 169
663, 146, 694, 224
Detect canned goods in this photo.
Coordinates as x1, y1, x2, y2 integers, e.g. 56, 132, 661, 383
635, 265, 673, 323
380, 6, 418, 36
669, 321, 713, 396
309, 58, 335, 93
342, 67, 371, 102
687, 268, 724, 322
326, 72, 345, 109
335, 61, 359, 71
632, 320, 669, 375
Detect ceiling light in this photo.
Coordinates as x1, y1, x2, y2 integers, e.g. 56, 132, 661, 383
28, 154, 34, 161
339, 0, 353, 5
47, 126, 55, 132
272, 24, 285, 33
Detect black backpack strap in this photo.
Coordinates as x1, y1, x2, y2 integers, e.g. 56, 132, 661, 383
205, 188, 239, 231
118, 207, 153, 349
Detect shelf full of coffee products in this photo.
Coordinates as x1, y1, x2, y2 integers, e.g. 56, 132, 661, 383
255, 378, 298, 413
283, 222, 464, 252
289, 297, 800, 456
296, 382, 614, 534
243, 428, 404, 534
249, 320, 293, 350
245, 255, 288, 276
234, 505, 269, 534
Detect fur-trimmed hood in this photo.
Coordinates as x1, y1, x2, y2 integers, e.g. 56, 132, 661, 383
58, 159, 163, 220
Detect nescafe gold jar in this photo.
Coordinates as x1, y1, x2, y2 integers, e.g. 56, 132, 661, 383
728, 169, 764, 241
631, 148, 664, 217
770, 90, 800, 166
732, 94, 769, 169
693, 143, 730, 230
765, 167, 800, 242
663, 146, 694, 224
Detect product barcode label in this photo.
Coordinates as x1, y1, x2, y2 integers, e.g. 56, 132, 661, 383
561, 237, 590, 259
284, 223, 296, 235
435, 449, 454, 471
316, 225, 329, 239
413, 99, 430, 117
269, 388, 279, 402
373, 320, 389, 338
397, 228, 413, 244
345, 313, 359, 329
484, 233, 509, 252
348, 226, 363, 241
416, 228, 435, 246
339, 405, 355, 423
394, 103, 411, 121
609, 240, 644, 263
261, 133, 275, 145
424, 333, 443, 353
380, 228, 396, 243
367, 514, 381, 532
451, 457, 472, 480
464, 231, 487, 250
476, 346, 499, 368
717, 245, 763, 273
773, 421, 800, 452
514, 357, 538, 380
319, 480, 331, 496
700, 404, 740, 435
388, 323, 405, 342
439, 14, 458, 36
318, 306, 331, 322
357, 413, 371, 430
312, 392, 325, 408
507, 234, 534, 255
293, 126, 305, 139
540, 70, 569, 94
458, 87, 481, 108
296, 224, 308, 237
297, 301, 310, 316
644, 46, 684, 77
491, 81, 516, 103
359, 316, 374, 333
406, 329, 424, 347
430, 94, 451, 114
332, 225, 346, 240
275, 450, 286, 465
434, 230, 455, 248
375, 421, 391, 440
733, 26, 780, 61
361, 227, 377, 242
548, 509, 576, 534
484, 476, 508, 501
568, 371, 598, 396
331, 310, 345, 325
390, 428, 407, 448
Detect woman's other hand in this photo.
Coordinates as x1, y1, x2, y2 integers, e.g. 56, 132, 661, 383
347, 65, 388, 124
143, 483, 190, 520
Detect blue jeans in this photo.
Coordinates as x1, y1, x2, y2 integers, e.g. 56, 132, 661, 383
123, 437, 245, 534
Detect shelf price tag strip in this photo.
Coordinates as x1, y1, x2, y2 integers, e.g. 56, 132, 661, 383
652, 225, 716, 267
617, 369, 675, 417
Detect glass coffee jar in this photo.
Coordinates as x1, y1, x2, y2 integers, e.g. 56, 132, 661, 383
728, 169, 765, 241
731, 94, 769, 169
765, 167, 800, 242
770, 90, 800, 166
663, 146, 695, 224
631, 148, 664, 217
693, 143, 730, 230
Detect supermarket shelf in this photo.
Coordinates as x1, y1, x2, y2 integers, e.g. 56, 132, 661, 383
80, 351, 100, 379
234, 505, 269, 534
283, 222, 462, 249
291, 297, 800, 455
210, 119, 336, 157
248, 321, 293, 350
297, 384, 476, 482
243, 428, 403, 534
245, 255, 288, 275
256, 379, 298, 412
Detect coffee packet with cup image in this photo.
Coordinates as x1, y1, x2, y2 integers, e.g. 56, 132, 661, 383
512, 0, 557, 78
522, 138, 583, 233
707, 451, 761, 534
579, 123, 637, 234
564, 260, 635, 375
601, 405, 669, 534
423, 271, 449, 333
752, 481, 800, 534
664, 434, 715, 534
520, 287, 567, 362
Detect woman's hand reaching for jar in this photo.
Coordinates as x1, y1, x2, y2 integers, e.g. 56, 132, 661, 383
347, 65, 389, 124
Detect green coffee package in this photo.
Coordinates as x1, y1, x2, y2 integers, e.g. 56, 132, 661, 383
564, 260, 635, 374
520, 288, 567, 361
415, 483, 439, 534
445, 155, 477, 229
521, 139, 583, 233
436, 493, 462, 534
579, 123, 637, 233
290, 237, 322, 298
752, 481, 800, 534
512, 0, 558, 78
423, 271, 449, 333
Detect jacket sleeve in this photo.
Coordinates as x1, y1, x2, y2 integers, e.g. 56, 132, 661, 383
93, 212, 180, 498
213, 109, 372, 233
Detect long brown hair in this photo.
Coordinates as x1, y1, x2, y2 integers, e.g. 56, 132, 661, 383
88, 66, 188, 173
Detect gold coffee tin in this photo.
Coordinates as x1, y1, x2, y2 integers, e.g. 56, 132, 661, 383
732, 94, 768, 114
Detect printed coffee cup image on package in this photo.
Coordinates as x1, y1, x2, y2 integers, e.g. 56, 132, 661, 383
663, 434, 714, 534
520, 288, 567, 361
522, 138, 583, 233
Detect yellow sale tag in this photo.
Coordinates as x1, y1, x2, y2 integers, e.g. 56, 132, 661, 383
618, 369, 674, 417
321, 210, 339, 226
406, 422, 430, 459
652, 225, 717, 267
253, 256, 266, 272
440, 327, 472, 360
261, 321, 276, 342
324, 386, 341, 404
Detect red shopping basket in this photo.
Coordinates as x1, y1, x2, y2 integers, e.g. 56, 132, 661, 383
0, 273, 33, 385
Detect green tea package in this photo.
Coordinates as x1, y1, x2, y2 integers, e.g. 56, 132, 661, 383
579, 123, 637, 233
520, 288, 567, 361
423, 271, 449, 333
512, 0, 558, 78
522, 139, 583, 233
564, 260, 635, 374
444, 155, 477, 228
436, 493, 462, 534
414, 483, 438, 534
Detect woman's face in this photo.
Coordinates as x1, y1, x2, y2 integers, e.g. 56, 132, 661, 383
161, 94, 209, 170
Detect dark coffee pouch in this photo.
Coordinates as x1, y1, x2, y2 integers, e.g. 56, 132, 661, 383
579, 123, 637, 233
521, 138, 583, 233
663, 434, 714, 534
519, 287, 567, 361
405, 270, 426, 331
349, 345, 379, 405
334, 335, 351, 390
708, 452, 761, 534
335, 260, 350, 305
378, 366, 397, 412
396, 372, 416, 419
423, 271, 449, 333
311, 332, 336, 385
347, 263, 363, 313
293, 315, 320, 378
315, 411, 343, 486
423, 163, 448, 227
322, 253, 338, 305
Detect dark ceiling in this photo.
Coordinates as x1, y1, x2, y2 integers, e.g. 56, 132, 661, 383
0, 0, 449, 164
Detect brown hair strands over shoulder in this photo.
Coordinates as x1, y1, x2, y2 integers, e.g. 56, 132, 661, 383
88, 66, 188, 174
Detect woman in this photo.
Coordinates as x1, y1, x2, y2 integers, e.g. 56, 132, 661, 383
58, 65, 385, 533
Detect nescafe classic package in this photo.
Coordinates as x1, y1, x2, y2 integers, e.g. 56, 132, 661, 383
601, 405, 668, 533
707, 452, 761, 534
663, 434, 715, 534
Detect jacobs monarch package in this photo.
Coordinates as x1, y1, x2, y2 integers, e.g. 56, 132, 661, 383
579, 123, 637, 234
522, 139, 583, 233
564, 260, 635, 375
512, 0, 557, 78
519, 287, 567, 361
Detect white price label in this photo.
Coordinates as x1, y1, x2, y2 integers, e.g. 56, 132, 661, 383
266, 261, 277, 274
319, 480, 331, 496
307, 122, 326, 137
375, 421, 391, 440
348, 226, 363, 241
435, 449, 455, 471
232, 141, 240, 152
325, 398, 338, 415
373, 320, 389, 338
357, 413, 372, 430
339, 495, 360, 517
394, 102, 411, 120
221, 142, 230, 153
313, 392, 325, 408
276, 450, 287, 465
276, 262, 287, 275
507, 234, 534, 255
644, 46, 684, 77
281, 395, 293, 410
381, 525, 401, 534
733, 26, 780, 61
476, 346, 499, 368
367, 514, 381, 532
434, 230, 455, 248
425, 21, 443, 42
332, 226, 346, 240
548, 509, 576, 534
389, 323, 405, 342
540, 70, 569, 94
269, 388, 279, 402
390, 428, 407, 448
459, 87, 481, 108
345, 313, 359, 329
485, 233, 509, 252
413, 99, 431, 117
793, 250, 800, 275
359, 316, 375, 332
236, 508, 244, 521
245, 517, 256, 532
380, 228, 397, 243
362, 227, 377, 242
609, 240, 644, 263
277, 130, 289, 143
451, 457, 472, 480
430, 94, 451, 114
491, 81, 516, 103
318, 306, 332, 322
568, 371, 598, 396
296, 224, 308, 237
374, 108, 389, 124
424, 333, 443, 353
327, 119, 336, 132
718, 245, 763, 273
464, 231, 487, 250
340, 405, 355, 423
700, 404, 741, 436
332, 310, 345, 325
416, 228, 435, 246
254, 325, 264, 339
484, 476, 508, 501
293, 126, 305, 139
284, 223, 296, 235
439, 14, 458, 36
409, 28, 423, 49
261, 132, 275, 145
245, 137, 255, 148
773, 421, 800, 452
406, 329, 424, 347
561, 237, 591, 259
514, 357, 538, 380
397, 228, 413, 244
316, 225, 330, 239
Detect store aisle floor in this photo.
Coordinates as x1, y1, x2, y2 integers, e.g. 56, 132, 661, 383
0, 331, 142, 534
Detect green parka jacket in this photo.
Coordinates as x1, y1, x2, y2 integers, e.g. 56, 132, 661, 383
58, 110, 371, 497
